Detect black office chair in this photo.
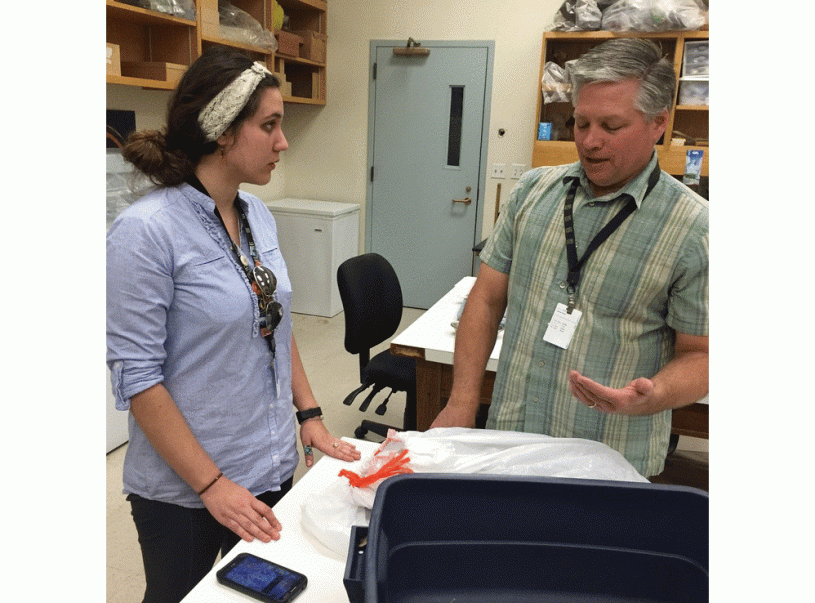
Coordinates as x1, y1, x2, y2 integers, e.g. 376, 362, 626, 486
337, 253, 416, 440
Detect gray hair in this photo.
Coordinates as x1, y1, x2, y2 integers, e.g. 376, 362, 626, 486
569, 38, 676, 120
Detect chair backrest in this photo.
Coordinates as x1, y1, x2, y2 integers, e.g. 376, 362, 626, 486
337, 253, 404, 364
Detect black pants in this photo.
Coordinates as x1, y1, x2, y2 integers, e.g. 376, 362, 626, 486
127, 478, 293, 603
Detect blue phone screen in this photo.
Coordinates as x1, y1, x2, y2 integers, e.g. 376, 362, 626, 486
225, 556, 302, 600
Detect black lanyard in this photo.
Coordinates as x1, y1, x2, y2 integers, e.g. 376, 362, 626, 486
187, 176, 261, 275
213, 200, 283, 360
562, 161, 661, 312
214, 202, 261, 278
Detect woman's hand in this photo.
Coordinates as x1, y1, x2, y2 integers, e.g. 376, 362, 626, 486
300, 418, 361, 467
199, 476, 282, 542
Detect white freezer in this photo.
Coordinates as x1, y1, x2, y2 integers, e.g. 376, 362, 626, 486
265, 198, 360, 317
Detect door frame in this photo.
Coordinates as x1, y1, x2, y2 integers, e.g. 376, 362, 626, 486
365, 39, 495, 271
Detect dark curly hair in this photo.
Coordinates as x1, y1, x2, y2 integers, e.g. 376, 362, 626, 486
122, 46, 280, 186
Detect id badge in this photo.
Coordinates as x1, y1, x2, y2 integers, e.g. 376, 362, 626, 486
543, 303, 582, 349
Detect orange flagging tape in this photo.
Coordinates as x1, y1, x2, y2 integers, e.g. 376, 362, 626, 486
339, 449, 413, 488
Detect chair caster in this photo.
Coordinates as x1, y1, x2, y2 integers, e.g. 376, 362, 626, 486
354, 426, 369, 439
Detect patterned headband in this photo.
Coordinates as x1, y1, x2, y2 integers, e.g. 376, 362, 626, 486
198, 61, 273, 142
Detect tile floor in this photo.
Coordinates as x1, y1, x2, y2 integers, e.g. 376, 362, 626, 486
106, 308, 708, 603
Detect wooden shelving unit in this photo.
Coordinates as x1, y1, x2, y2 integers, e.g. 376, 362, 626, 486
106, 0, 327, 104
532, 30, 709, 178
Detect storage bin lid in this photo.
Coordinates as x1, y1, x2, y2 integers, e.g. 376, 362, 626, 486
264, 197, 359, 217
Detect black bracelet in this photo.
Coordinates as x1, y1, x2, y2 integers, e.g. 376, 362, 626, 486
296, 406, 323, 424
197, 471, 223, 496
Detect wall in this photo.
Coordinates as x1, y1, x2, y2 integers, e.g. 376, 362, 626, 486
284, 0, 565, 246
106, 0, 564, 247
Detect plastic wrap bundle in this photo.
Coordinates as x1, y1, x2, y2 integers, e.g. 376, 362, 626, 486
218, 1, 276, 52
550, 0, 615, 31
549, 0, 707, 32
601, 0, 707, 31
301, 428, 647, 556
541, 61, 572, 104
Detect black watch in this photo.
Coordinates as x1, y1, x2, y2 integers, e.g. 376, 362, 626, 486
296, 406, 323, 424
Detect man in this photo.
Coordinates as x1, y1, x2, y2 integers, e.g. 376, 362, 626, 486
430, 38, 708, 477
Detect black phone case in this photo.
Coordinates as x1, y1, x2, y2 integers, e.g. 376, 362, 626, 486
216, 553, 307, 603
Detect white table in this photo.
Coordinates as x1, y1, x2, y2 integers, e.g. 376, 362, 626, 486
390, 277, 708, 438
391, 277, 500, 371
181, 439, 380, 603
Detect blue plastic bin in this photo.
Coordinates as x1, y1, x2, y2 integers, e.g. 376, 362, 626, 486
344, 473, 708, 603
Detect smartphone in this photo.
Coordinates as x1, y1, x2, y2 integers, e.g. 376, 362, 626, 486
216, 553, 307, 603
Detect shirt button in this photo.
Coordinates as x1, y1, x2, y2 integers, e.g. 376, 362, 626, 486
532, 396, 539, 402
538, 361, 544, 367
559, 281, 566, 289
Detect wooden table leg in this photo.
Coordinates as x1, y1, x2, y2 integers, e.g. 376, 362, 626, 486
415, 358, 443, 431
671, 403, 709, 439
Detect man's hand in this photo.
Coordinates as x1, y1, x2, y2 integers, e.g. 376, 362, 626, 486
569, 332, 708, 415
429, 399, 477, 429
568, 370, 656, 415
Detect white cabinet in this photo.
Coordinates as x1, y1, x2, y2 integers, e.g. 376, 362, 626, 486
265, 198, 360, 317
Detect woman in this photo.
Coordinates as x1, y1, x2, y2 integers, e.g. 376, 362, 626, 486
107, 46, 360, 603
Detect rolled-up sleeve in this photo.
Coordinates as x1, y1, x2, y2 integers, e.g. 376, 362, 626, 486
107, 210, 174, 409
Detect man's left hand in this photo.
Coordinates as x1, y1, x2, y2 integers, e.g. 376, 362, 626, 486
568, 370, 657, 415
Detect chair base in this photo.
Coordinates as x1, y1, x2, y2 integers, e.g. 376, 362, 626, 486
354, 420, 399, 440
352, 389, 417, 440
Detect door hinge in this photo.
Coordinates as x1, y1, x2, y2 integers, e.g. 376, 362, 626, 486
373, 63, 377, 80
370, 166, 375, 182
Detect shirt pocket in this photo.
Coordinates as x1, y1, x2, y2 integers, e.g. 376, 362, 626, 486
173, 252, 253, 329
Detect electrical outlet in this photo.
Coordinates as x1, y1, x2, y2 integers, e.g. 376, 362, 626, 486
491, 163, 506, 178
511, 164, 527, 179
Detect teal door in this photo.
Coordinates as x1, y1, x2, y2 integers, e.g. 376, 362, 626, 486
367, 41, 494, 309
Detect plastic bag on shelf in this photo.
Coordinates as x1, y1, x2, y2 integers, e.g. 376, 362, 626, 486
601, 0, 707, 32
146, 0, 196, 20
549, 0, 614, 31
116, 0, 150, 8
541, 61, 572, 104
218, 1, 276, 52
301, 428, 647, 557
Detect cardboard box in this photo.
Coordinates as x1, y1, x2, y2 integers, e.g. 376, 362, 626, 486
273, 72, 292, 97
275, 30, 303, 58
291, 30, 327, 63
312, 70, 322, 100
121, 62, 187, 87
289, 68, 320, 99
106, 43, 121, 76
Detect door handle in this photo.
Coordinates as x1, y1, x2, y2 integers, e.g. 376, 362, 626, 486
452, 197, 472, 205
